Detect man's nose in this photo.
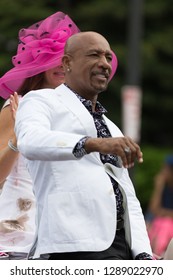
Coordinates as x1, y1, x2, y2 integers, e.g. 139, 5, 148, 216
98, 55, 111, 69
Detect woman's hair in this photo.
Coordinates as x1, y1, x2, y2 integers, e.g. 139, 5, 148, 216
17, 72, 45, 96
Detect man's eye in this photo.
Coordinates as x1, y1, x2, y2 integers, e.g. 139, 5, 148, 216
89, 53, 98, 57
107, 56, 112, 62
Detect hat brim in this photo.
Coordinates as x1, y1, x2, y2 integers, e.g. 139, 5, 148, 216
110, 51, 118, 81
0, 55, 63, 99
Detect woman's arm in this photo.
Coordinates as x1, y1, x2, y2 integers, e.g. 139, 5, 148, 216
149, 171, 173, 218
0, 102, 19, 183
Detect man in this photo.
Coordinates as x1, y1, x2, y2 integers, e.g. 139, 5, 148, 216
15, 31, 153, 260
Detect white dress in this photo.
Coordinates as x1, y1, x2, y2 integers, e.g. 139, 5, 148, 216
0, 100, 36, 254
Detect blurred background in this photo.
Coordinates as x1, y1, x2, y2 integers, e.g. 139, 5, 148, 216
0, 0, 173, 213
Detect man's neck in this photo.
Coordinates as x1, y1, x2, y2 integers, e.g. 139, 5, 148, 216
64, 83, 98, 112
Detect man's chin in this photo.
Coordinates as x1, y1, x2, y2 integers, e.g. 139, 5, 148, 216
94, 83, 108, 93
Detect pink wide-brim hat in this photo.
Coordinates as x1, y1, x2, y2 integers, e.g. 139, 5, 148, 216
0, 11, 80, 99
0, 11, 118, 100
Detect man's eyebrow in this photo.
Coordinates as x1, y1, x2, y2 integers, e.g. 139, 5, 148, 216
86, 49, 112, 55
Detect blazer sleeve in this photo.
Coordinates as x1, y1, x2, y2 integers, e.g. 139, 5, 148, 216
15, 90, 87, 161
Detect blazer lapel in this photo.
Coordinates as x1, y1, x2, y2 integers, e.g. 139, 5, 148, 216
55, 84, 98, 138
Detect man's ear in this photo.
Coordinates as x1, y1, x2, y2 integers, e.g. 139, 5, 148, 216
62, 54, 71, 71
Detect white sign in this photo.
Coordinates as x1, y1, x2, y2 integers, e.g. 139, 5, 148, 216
121, 85, 142, 143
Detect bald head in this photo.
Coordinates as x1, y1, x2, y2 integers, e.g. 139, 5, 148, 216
64, 31, 111, 56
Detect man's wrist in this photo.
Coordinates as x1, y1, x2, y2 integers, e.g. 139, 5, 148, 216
73, 136, 91, 158
84, 137, 102, 153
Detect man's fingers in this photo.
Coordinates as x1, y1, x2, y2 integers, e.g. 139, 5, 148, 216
120, 137, 143, 168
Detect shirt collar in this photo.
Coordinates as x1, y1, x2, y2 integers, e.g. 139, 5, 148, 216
64, 83, 107, 115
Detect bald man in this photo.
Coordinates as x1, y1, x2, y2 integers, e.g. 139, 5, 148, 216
15, 31, 153, 260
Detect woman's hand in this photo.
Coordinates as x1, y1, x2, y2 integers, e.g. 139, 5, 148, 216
10, 92, 19, 120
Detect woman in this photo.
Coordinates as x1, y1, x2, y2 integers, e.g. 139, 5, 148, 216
147, 155, 173, 257
0, 11, 80, 259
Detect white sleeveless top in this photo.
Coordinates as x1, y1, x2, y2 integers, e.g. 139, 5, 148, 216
0, 99, 36, 253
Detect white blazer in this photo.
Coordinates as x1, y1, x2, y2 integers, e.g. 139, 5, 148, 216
15, 84, 152, 258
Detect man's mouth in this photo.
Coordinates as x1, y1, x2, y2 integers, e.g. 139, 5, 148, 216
94, 72, 109, 80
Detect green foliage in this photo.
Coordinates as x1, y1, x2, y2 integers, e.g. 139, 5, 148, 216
134, 145, 173, 213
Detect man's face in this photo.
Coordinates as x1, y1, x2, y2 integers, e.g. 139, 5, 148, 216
67, 34, 113, 98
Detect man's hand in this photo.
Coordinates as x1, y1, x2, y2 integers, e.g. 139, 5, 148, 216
85, 136, 143, 168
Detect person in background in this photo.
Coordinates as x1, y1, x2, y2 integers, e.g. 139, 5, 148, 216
147, 154, 173, 257
15, 31, 154, 260
0, 11, 80, 260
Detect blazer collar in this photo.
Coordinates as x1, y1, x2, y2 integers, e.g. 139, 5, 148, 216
55, 84, 98, 138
